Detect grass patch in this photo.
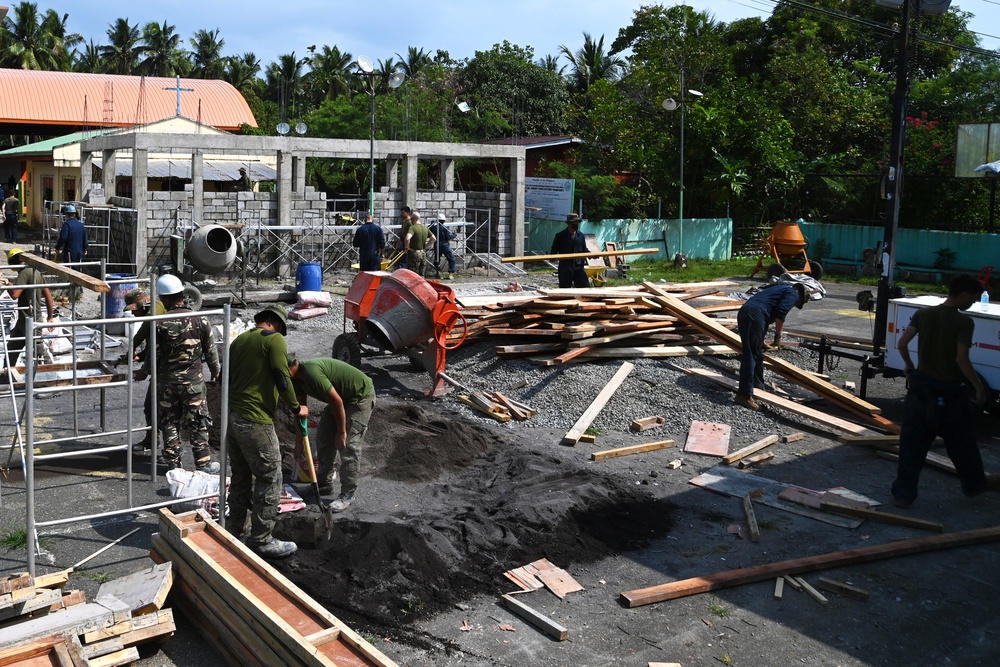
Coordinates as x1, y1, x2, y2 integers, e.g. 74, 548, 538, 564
717, 653, 734, 665
758, 518, 781, 530
1, 529, 28, 551
708, 597, 731, 618
584, 426, 602, 436
77, 571, 114, 584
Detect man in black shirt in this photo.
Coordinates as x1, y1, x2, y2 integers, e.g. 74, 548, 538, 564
550, 213, 588, 288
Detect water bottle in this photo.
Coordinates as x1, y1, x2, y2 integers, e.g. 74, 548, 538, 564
982, 291, 990, 310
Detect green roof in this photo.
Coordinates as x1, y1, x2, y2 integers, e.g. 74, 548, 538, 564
0, 128, 116, 157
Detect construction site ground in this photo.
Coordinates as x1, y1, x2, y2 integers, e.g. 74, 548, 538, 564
2, 268, 1000, 667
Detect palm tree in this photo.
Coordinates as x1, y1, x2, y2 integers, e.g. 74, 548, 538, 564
41, 9, 82, 70
306, 45, 353, 103
1, 1, 60, 70
559, 32, 623, 94
189, 28, 225, 79
101, 18, 144, 75
396, 46, 431, 79
73, 38, 105, 73
538, 54, 565, 76
264, 52, 307, 117
224, 52, 262, 96
140, 21, 185, 77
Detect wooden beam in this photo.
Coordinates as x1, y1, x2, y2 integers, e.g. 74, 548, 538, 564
502, 248, 659, 263
773, 577, 784, 600
631, 415, 666, 432
591, 440, 675, 461
620, 525, 1000, 608
819, 501, 944, 532
816, 577, 870, 601
561, 362, 634, 445
498, 594, 569, 641
723, 435, 779, 465
739, 451, 775, 469
795, 577, 829, 605
742, 495, 760, 542
18, 252, 110, 292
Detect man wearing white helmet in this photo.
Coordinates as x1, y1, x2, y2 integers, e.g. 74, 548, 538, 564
4, 248, 54, 372
55, 204, 88, 264
134, 275, 222, 474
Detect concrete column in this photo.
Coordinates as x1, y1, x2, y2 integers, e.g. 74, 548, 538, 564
191, 151, 204, 224
293, 155, 306, 193
80, 152, 92, 199
509, 156, 525, 259
386, 158, 400, 189
276, 149, 293, 278
402, 154, 418, 211
134, 149, 149, 276
440, 159, 455, 192
102, 150, 117, 196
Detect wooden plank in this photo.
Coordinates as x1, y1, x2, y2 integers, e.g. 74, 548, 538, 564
543, 345, 596, 365
723, 435, 779, 464
0, 602, 119, 649
688, 468, 862, 529
536, 568, 585, 599
561, 362, 634, 445
498, 594, 569, 641
578, 434, 596, 444
18, 252, 110, 292
32, 570, 72, 590
816, 577, 870, 601
673, 366, 881, 436
0, 634, 83, 667
489, 392, 530, 421
819, 501, 945, 532
738, 451, 775, 469
591, 440, 675, 461
782, 432, 806, 443
642, 283, 890, 428
0, 588, 64, 623
783, 575, 803, 591
773, 577, 784, 600
502, 248, 659, 263
742, 495, 760, 543
684, 421, 731, 457
795, 577, 829, 605
631, 416, 665, 432
96, 561, 172, 616
87, 647, 140, 667
621, 525, 1000, 608
457, 395, 511, 422
82, 608, 171, 643
158, 508, 399, 667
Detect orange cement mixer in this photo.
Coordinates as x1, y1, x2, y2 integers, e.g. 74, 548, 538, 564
750, 220, 823, 279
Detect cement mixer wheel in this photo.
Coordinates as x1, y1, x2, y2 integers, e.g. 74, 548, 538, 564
333, 333, 362, 368
183, 284, 203, 311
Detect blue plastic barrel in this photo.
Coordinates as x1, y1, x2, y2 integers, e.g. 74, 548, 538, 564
295, 262, 323, 293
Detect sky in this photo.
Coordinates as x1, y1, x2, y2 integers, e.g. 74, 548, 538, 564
14, 0, 1000, 69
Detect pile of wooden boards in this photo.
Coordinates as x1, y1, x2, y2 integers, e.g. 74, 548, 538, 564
456, 390, 537, 423
0, 563, 175, 666
453, 281, 744, 365
149, 507, 398, 667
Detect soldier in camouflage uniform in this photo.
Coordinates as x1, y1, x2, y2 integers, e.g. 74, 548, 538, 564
135, 276, 221, 473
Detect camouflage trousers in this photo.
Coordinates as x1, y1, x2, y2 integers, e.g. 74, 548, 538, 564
317, 392, 375, 497
407, 249, 427, 276
226, 412, 282, 547
159, 382, 212, 468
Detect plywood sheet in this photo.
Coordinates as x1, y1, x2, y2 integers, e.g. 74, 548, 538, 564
684, 421, 731, 456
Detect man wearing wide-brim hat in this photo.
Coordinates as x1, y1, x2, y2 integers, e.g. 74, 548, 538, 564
227, 304, 307, 559
550, 213, 588, 288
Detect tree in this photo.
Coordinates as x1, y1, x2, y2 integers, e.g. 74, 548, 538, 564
140, 21, 185, 77
1, 1, 63, 70
305, 45, 353, 103
73, 38, 105, 73
559, 32, 624, 94
458, 41, 568, 140
396, 46, 432, 80
224, 52, 263, 97
101, 18, 144, 75
265, 52, 308, 121
189, 28, 225, 79
41, 9, 82, 70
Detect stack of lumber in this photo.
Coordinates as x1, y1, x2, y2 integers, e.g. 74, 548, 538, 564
149, 507, 399, 667
0, 563, 175, 666
452, 281, 744, 365
457, 390, 537, 423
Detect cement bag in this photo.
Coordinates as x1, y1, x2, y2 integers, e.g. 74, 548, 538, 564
44, 321, 73, 356
166, 468, 228, 519
296, 290, 333, 308
288, 307, 329, 320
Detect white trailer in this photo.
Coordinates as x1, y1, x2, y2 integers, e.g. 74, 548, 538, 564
884, 296, 1000, 396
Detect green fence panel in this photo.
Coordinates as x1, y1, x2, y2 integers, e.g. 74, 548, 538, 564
524, 217, 732, 261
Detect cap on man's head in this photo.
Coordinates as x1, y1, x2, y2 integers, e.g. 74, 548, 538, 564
123, 288, 149, 307
566, 213, 581, 224
239, 167, 247, 173
437, 212, 447, 221
7, 247, 23, 261
254, 304, 288, 335
793, 283, 808, 309
63, 204, 76, 215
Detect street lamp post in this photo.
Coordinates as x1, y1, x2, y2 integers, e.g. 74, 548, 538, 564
356, 56, 405, 215
662, 70, 703, 258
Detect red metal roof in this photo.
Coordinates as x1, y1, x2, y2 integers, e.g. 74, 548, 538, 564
0, 70, 257, 131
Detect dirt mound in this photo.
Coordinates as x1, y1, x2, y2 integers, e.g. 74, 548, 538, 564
273, 402, 676, 631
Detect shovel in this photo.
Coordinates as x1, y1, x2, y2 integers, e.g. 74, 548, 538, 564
299, 416, 334, 547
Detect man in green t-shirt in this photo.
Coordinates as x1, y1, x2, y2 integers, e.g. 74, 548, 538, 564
288, 354, 375, 512
227, 304, 307, 559
403, 211, 436, 277
892, 273, 1000, 507
4, 248, 54, 372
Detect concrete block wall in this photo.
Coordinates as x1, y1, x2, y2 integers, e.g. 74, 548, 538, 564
466, 191, 513, 255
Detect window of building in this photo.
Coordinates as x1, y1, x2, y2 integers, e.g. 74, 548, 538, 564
62, 176, 76, 202
42, 175, 53, 202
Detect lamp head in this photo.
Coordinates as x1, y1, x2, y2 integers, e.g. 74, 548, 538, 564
388, 71, 405, 89
688, 89, 704, 98
357, 55, 374, 73
457, 101, 472, 113
661, 98, 677, 111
